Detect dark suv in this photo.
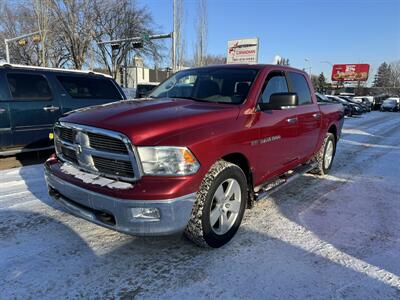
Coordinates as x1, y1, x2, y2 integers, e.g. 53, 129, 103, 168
0, 64, 126, 156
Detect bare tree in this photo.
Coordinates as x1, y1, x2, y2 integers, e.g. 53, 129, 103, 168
0, 3, 42, 65
389, 60, 400, 88
203, 54, 226, 65
93, 0, 164, 78
194, 0, 207, 67
174, 0, 186, 69
33, 0, 51, 66
0, 0, 162, 71
50, 0, 96, 69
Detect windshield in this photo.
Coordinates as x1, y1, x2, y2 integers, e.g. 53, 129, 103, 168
137, 84, 157, 95
148, 67, 259, 104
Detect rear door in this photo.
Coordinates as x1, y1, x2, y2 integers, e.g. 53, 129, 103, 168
0, 72, 11, 150
287, 71, 321, 161
255, 70, 300, 181
6, 71, 62, 149
55, 75, 124, 114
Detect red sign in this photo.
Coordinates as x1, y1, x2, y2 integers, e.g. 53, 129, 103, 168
331, 64, 370, 82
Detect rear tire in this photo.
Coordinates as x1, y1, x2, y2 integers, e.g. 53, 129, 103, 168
309, 133, 336, 175
184, 160, 247, 248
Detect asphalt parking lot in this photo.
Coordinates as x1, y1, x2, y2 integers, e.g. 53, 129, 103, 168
0, 112, 399, 299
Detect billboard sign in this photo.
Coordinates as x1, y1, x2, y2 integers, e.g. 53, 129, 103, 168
227, 38, 259, 64
331, 64, 370, 82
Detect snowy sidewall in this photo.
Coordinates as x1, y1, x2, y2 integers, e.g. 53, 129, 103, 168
309, 133, 336, 175
184, 160, 248, 248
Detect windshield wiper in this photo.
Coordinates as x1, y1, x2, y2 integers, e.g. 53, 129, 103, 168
171, 96, 206, 102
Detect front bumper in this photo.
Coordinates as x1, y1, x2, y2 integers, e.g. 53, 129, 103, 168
45, 168, 196, 236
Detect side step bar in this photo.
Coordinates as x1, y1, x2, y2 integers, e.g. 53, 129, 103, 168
254, 163, 317, 202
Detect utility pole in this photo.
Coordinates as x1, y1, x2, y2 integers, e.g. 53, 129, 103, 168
172, 0, 177, 72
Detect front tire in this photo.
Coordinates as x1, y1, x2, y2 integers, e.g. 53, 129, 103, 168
309, 133, 336, 175
184, 160, 247, 248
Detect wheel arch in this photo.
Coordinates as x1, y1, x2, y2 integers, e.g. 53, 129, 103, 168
328, 124, 337, 142
221, 152, 255, 208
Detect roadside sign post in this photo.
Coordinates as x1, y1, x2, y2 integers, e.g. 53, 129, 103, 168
227, 38, 259, 64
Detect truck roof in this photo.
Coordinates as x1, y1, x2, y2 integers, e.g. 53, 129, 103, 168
187, 63, 308, 74
0, 63, 112, 78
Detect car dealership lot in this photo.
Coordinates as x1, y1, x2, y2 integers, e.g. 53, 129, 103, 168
0, 112, 399, 299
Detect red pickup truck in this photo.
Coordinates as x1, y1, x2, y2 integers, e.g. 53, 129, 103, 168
45, 64, 344, 248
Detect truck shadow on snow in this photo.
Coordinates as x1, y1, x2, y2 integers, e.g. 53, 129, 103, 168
0, 209, 399, 299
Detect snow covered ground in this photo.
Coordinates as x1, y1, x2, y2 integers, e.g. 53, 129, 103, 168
1, 112, 399, 299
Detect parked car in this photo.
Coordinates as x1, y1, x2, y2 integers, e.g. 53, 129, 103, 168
317, 93, 351, 116
45, 64, 344, 248
326, 95, 363, 116
0, 63, 126, 156
380, 98, 400, 112
372, 94, 389, 110
352, 96, 372, 112
340, 96, 369, 113
136, 83, 159, 98
122, 83, 159, 99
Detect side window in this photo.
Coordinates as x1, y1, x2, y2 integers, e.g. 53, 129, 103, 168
260, 73, 288, 104
57, 76, 123, 100
7, 73, 52, 101
288, 72, 312, 105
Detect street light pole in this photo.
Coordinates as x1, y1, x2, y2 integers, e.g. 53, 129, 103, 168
305, 58, 312, 76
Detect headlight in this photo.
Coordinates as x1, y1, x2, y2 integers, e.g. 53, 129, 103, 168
137, 146, 200, 176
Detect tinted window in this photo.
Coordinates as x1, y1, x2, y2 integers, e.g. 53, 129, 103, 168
7, 73, 52, 100
260, 73, 288, 103
288, 72, 312, 105
136, 84, 157, 97
149, 68, 259, 104
57, 76, 123, 100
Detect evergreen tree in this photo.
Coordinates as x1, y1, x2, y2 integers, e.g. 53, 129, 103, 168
317, 72, 326, 91
311, 74, 319, 90
373, 62, 392, 87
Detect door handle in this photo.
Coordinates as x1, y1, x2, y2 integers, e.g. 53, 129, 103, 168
0, 108, 6, 114
287, 117, 298, 124
43, 106, 60, 112
313, 113, 321, 119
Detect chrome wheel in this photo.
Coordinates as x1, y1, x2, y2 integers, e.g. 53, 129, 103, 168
209, 178, 242, 235
324, 140, 334, 169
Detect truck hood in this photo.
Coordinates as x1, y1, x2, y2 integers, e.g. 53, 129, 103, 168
60, 98, 240, 145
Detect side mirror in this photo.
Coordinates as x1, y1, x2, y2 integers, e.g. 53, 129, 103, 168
258, 93, 298, 110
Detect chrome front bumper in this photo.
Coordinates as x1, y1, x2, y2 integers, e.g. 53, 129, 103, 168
45, 169, 196, 236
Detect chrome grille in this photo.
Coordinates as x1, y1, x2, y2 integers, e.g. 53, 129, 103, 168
60, 145, 78, 164
87, 132, 128, 153
59, 127, 75, 143
54, 122, 141, 182
92, 156, 135, 178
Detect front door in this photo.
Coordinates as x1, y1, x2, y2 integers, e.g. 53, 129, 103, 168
6, 71, 62, 149
254, 71, 300, 183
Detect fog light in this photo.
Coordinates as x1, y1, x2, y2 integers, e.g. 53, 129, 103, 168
131, 208, 160, 220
